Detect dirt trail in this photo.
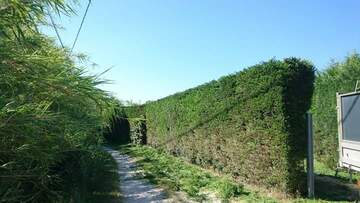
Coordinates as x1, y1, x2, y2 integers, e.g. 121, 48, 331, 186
104, 147, 184, 203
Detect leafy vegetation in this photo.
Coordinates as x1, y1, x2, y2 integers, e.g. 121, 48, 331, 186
0, 0, 120, 202
123, 105, 147, 144
132, 58, 315, 195
115, 145, 359, 202
312, 53, 360, 168
118, 144, 277, 202
104, 105, 147, 144
104, 106, 131, 144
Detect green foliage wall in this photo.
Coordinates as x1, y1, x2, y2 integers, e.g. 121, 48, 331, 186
104, 106, 131, 144
144, 58, 315, 194
312, 53, 360, 168
123, 105, 146, 119
124, 105, 147, 144
105, 105, 147, 145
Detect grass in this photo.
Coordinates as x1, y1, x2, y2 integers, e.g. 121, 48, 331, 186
310, 161, 360, 202
289, 161, 360, 202
68, 149, 122, 203
113, 144, 360, 203
314, 160, 360, 181
86, 152, 122, 203
115, 144, 277, 202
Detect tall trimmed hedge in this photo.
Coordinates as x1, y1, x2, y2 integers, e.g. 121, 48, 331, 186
105, 105, 147, 144
312, 53, 360, 168
144, 58, 315, 194
123, 105, 147, 144
104, 106, 131, 144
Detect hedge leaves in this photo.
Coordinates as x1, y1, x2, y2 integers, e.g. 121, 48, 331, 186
123, 58, 315, 195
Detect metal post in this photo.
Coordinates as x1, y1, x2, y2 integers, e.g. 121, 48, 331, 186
348, 166, 353, 183
307, 112, 315, 198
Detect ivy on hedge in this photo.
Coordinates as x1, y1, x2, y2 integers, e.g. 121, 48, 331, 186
140, 58, 315, 195
312, 53, 360, 168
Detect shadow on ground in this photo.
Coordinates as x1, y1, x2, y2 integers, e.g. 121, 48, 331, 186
315, 174, 359, 201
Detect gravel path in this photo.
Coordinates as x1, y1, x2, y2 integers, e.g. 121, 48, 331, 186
104, 147, 172, 203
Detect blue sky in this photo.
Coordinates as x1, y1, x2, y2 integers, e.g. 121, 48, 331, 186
43, 0, 360, 103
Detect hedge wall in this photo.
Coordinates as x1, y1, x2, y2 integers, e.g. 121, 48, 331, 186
123, 105, 147, 144
104, 105, 146, 144
123, 105, 146, 119
104, 106, 130, 144
144, 58, 315, 194
312, 53, 360, 168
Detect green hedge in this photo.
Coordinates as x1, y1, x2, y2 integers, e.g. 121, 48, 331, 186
123, 105, 146, 119
123, 105, 147, 144
144, 58, 315, 194
312, 53, 360, 168
104, 106, 131, 144
105, 105, 146, 144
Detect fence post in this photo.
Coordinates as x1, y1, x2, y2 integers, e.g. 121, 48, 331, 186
307, 112, 315, 198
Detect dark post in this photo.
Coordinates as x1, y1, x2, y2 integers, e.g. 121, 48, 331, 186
307, 112, 315, 198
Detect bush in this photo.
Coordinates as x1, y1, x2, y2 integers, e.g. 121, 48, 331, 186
143, 58, 315, 195
123, 105, 147, 144
312, 53, 360, 168
129, 117, 147, 145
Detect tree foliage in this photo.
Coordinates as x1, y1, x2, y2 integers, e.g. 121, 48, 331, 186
312, 53, 360, 168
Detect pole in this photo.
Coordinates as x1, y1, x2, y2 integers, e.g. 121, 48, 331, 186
307, 112, 315, 198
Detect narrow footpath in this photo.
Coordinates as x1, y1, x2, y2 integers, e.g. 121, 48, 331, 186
104, 147, 172, 203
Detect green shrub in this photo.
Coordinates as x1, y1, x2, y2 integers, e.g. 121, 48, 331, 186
210, 180, 243, 200
124, 106, 147, 144
129, 117, 147, 144
143, 58, 315, 195
312, 53, 360, 168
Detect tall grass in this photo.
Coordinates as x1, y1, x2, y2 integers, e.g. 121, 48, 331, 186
0, 1, 120, 202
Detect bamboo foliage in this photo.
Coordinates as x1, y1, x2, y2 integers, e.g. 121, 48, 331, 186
0, 1, 117, 202
0, 0, 75, 40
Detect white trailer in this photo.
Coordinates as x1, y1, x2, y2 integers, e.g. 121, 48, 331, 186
337, 91, 360, 172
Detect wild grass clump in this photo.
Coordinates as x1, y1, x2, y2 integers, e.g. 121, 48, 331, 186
0, 1, 120, 202
209, 179, 243, 199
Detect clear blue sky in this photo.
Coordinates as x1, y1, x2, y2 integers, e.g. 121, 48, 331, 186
43, 0, 360, 103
